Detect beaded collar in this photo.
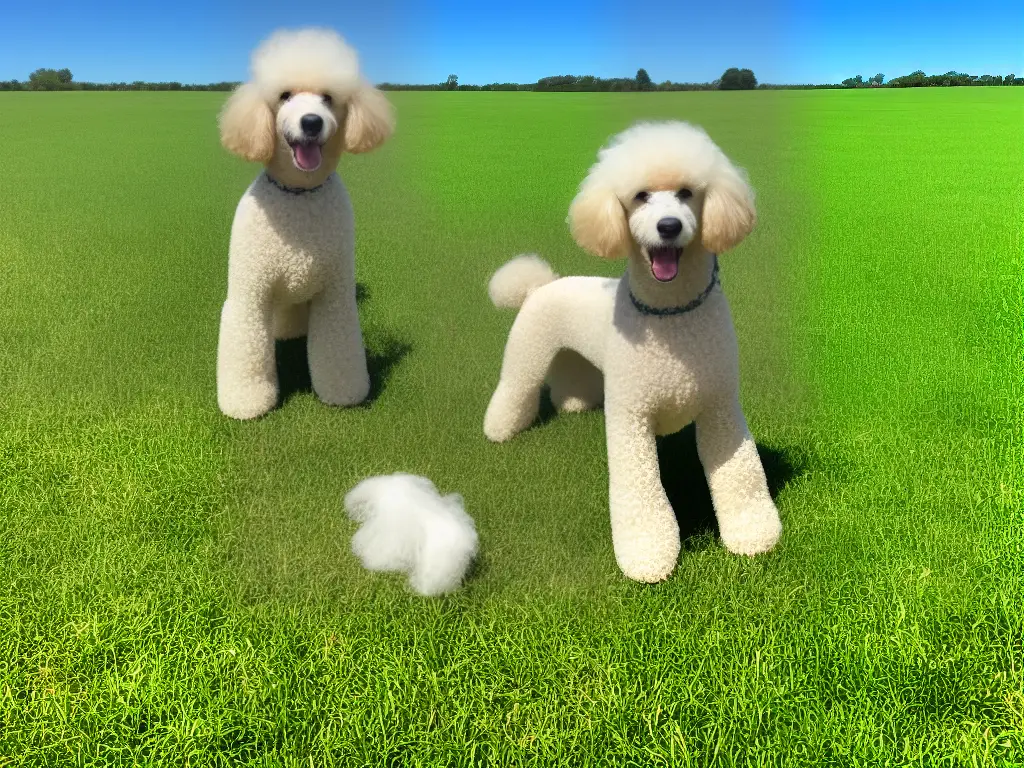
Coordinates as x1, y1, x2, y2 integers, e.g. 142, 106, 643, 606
263, 172, 328, 195
628, 256, 720, 316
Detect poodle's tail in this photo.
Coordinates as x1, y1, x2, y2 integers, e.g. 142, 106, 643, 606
487, 254, 559, 310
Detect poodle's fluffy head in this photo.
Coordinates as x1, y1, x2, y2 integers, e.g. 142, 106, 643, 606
218, 28, 394, 188
567, 121, 756, 282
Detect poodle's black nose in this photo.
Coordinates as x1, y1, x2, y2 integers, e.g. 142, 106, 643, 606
657, 217, 683, 239
300, 114, 324, 137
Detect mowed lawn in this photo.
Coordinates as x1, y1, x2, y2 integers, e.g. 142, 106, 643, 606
0, 87, 1019, 765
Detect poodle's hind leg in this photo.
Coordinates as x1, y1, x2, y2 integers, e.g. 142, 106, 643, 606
307, 285, 370, 407
548, 349, 603, 413
484, 302, 564, 442
273, 301, 309, 340
217, 296, 278, 420
695, 398, 782, 556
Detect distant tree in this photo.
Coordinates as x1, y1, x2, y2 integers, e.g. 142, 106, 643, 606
842, 74, 865, 88
719, 67, 756, 90
907, 70, 926, 86
636, 68, 652, 90
444, 74, 458, 91
57, 68, 72, 84
941, 71, 971, 86
720, 68, 757, 90
28, 68, 65, 90
870, 73, 884, 85
1007, 73, 1015, 85
719, 68, 741, 89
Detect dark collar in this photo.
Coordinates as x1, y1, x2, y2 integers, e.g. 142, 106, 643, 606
628, 256, 720, 317
263, 172, 328, 195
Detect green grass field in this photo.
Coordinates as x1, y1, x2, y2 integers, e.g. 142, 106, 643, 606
0, 87, 1021, 766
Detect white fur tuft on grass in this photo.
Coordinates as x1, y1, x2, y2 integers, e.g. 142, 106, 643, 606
344, 473, 479, 596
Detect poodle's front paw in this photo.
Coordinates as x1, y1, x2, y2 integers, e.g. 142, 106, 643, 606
719, 500, 782, 557
483, 384, 539, 442
314, 370, 371, 408
218, 378, 278, 420
612, 526, 681, 584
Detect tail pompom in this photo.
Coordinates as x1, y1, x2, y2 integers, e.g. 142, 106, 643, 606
487, 254, 558, 309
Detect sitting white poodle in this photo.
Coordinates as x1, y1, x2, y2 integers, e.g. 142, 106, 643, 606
484, 121, 782, 583
216, 28, 395, 420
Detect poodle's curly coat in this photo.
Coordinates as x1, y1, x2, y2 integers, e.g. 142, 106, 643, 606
216, 28, 394, 419
485, 122, 782, 583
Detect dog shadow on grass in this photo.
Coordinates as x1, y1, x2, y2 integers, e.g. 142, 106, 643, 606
275, 282, 412, 408
658, 423, 805, 549
536, 389, 805, 550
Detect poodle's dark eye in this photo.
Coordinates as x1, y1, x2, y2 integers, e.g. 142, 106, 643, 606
677, 187, 693, 200
321, 93, 333, 107
279, 91, 292, 102
634, 191, 650, 203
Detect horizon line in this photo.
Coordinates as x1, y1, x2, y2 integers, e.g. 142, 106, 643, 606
3, 67, 1020, 90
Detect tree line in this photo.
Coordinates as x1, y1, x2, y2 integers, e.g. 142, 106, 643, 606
379, 68, 758, 92
0, 67, 758, 93
0, 68, 239, 91
3, 65, 1021, 93
377, 66, 1022, 91
844, 70, 1022, 87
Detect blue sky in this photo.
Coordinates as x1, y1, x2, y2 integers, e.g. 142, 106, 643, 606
1, 1, 1021, 85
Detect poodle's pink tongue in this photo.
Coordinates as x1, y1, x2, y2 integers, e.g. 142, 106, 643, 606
649, 247, 681, 282
293, 143, 322, 171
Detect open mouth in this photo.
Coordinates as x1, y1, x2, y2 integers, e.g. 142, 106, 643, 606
646, 246, 683, 282
290, 140, 323, 172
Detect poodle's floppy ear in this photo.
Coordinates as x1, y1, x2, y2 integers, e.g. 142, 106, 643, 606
219, 83, 275, 163
701, 162, 757, 253
344, 81, 395, 154
567, 179, 630, 259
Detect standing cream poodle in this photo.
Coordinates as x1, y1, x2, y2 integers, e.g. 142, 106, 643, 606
217, 28, 394, 420
484, 122, 782, 583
